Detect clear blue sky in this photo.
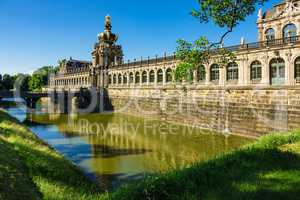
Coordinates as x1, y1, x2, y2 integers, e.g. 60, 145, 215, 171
0, 0, 281, 75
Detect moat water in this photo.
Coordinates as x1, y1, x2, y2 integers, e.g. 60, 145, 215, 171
5, 103, 253, 190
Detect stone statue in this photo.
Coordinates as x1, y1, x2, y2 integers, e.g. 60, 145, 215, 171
258, 8, 262, 20
105, 15, 111, 31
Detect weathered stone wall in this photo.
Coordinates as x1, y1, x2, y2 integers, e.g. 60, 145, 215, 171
107, 86, 300, 138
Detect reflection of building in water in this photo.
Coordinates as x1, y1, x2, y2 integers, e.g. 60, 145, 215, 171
50, 0, 300, 90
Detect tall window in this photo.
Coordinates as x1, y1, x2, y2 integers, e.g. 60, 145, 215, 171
108, 75, 112, 84
166, 68, 173, 82
113, 74, 117, 84
129, 72, 134, 83
198, 65, 206, 81
283, 23, 297, 38
227, 62, 238, 81
250, 61, 262, 80
135, 72, 140, 84
123, 74, 127, 84
270, 58, 285, 85
142, 71, 147, 83
149, 70, 155, 83
186, 69, 193, 82
118, 74, 122, 84
265, 28, 275, 41
295, 57, 300, 80
157, 69, 163, 83
210, 64, 219, 81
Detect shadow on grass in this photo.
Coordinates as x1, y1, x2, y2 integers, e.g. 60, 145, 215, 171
111, 147, 300, 200
0, 139, 42, 200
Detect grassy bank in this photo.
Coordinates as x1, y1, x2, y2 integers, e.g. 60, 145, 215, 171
108, 131, 300, 200
0, 109, 106, 200
2, 106, 300, 200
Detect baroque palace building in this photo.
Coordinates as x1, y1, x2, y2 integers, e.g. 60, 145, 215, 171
50, 0, 300, 90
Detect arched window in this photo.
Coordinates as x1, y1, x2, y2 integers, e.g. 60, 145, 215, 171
270, 58, 285, 85
129, 72, 134, 83
118, 74, 122, 84
157, 69, 163, 83
210, 64, 219, 81
265, 28, 275, 41
295, 57, 300, 81
149, 70, 155, 83
135, 72, 140, 84
123, 73, 127, 84
166, 68, 173, 82
283, 23, 297, 38
185, 69, 194, 83
283, 23, 297, 43
113, 74, 117, 84
142, 71, 147, 83
197, 65, 206, 81
250, 61, 262, 80
227, 62, 238, 81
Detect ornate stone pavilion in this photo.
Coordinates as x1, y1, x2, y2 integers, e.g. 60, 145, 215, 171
50, 0, 300, 90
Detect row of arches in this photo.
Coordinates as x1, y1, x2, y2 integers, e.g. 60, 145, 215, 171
55, 76, 90, 86
108, 56, 300, 86
265, 23, 298, 41
109, 68, 173, 85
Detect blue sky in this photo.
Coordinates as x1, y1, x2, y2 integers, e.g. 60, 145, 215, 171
0, 0, 281, 75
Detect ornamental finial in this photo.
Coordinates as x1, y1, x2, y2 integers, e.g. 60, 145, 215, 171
105, 15, 111, 31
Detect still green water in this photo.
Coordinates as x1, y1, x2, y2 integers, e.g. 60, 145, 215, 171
7, 106, 253, 190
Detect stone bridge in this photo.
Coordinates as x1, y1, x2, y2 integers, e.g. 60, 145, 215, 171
0, 89, 113, 114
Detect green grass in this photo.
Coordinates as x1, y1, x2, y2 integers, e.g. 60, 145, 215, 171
2, 107, 300, 200
0, 109, 107, 200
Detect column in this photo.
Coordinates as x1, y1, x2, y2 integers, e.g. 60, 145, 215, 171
205, 64, 210, 85
219, 66, 226, 86
163, 69, 166, 86
286, 55, 293, 86
262, 60, 269, 85
275, 23, 282, 39
154, 69, 157, 86
193, 70, 197, 85
238, 60, 245, 85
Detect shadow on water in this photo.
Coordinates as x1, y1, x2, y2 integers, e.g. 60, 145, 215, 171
92, 144, 152, 158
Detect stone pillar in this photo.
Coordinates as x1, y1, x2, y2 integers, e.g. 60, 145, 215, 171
257, 23, 264, 42
238, 60, 245, 85
275, 23, 282, 39
193, 70, 197, 85
163, 69, 166, 86
154, 69, 157, 86
298, 19, 300, 36
286, 54, 293, 86
140, 71, 143, 86
205, 64, 210, 85
147, 71, 150, 86
71, 96, 78, 116
262, 61, 270, 85
219, 66, 226, 86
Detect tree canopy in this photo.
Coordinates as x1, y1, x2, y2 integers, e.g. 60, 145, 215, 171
175, 0, 268, 81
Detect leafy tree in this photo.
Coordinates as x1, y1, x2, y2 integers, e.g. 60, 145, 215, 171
14, 73, 30, 92
28, 66, 58, 91
2, 74, 15, 91
29, 73, 44, 91
0, 74, 3, 90
175, 0, 268, 81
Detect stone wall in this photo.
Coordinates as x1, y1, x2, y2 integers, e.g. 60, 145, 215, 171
107, 85, 300, 138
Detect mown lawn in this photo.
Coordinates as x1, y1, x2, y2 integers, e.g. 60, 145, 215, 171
2, 106, 300, 200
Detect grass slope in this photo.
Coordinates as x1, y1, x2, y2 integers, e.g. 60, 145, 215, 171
2, 105, 300, 200
108, 131, 300, 200
0, 109, 106, 200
